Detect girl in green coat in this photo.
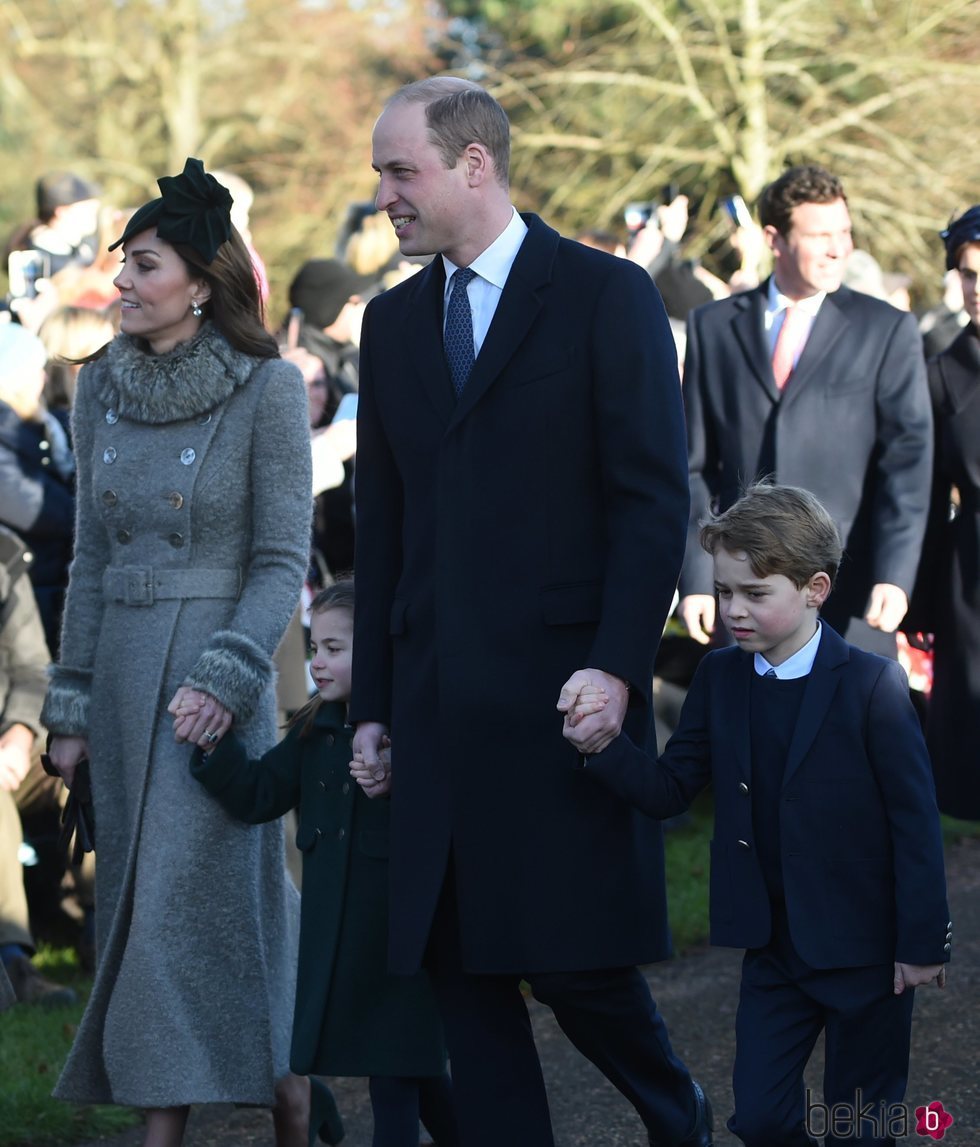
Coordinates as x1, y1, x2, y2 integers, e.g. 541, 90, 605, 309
189, 580, 457, 1147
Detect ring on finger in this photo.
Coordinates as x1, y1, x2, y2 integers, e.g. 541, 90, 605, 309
205, 730, 219, 744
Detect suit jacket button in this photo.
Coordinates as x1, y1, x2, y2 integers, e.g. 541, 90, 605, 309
738, 782, 749, 794
168, 532, 184, 548
117, 528, 132, 544
737, 839, 751, 850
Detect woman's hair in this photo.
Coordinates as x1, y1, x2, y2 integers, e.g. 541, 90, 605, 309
288, 577, 355, 739
38, 306, 115, 409
176, 226, 278, 358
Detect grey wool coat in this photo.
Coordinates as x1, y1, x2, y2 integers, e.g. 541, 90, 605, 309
40, 324, 312, 1108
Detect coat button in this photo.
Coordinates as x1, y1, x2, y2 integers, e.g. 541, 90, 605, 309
180, 448, 196, 465
325, 734, 335, 747
39, 439, 49, 450
198, 412, 212, 425
41, 456, 51, 466
946, 931, 953, 942
314, 827, 322, 838
947, 920, 953, 930
103, 447, 117, 464
105, 408, 118, 424
737, 839, 751, 850
117, 528, 132, 544
342, 782, 350, 795
738, 782, 749, 794
168, 532, 184, 548
168, 491, 184, 509
337, 828, 346, 840
102, 490, 118, 506
944, 942, 951, 953
319, 780, 326, 790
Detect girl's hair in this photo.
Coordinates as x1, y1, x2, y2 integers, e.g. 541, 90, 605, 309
38, 306, 115, 409
288, 577, 355, 739
175, 226, 278, 358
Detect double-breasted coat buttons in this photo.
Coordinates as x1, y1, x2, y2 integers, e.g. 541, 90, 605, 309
180, 448, 196, 465
168, 491, 184, 509
105, 409, 118, 424
103, 447, 117, 464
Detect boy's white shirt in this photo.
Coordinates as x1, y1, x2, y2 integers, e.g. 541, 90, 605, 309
754, 621, 822, 679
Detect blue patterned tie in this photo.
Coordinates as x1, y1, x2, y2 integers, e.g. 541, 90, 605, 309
445, 267, 476, 396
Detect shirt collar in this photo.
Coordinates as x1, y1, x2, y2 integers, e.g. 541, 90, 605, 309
442, 208, 527, 292
767, 275, 826, 319
754, 621, 823, 679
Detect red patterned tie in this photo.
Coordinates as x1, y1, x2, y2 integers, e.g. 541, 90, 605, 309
771, 304, 807, 391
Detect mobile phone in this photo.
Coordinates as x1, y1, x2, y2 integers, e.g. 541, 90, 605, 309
331, 393, 358, 423
662, 183, 680, 206
286, 307, 303, 351
624, 202, 656, 232
722, 195, 753, 229
8, 249, 51, 299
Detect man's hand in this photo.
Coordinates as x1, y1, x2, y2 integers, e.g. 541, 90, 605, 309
46, 734, 90, 790
0, 724, 35, 792
352, 721, 389, 784
865, 583, 908, 633
678, 594, 716, 645
894, 961, 946, 994
557, 668, 629, 756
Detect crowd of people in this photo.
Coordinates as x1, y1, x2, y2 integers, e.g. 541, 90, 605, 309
0, 73, 977, 1147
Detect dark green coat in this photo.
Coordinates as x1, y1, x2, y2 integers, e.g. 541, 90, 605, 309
191, 701, 446, 1077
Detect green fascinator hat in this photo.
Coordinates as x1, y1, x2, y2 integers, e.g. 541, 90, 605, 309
109, 158, 233, 264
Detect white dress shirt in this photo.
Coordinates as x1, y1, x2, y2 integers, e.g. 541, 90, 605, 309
754, 621, 823, 679
442, 208, 528, 357
765, 278, 826, 369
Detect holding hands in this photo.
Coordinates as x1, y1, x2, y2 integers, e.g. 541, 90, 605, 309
351, 721, 391, 798
557, 668, 629, 755
168, 687, 233, 750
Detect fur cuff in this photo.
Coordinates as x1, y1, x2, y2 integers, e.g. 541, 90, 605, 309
40, 670, 92, 736
184, 630, 275, 724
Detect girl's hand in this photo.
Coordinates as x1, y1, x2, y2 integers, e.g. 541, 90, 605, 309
350, 745, 391, 798
168, 687, 233, 749
47, 735, 91, 789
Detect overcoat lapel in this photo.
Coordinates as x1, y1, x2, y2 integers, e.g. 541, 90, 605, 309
405, 259, 455, 424
449, 215, 559, 430
781, 289, 851, 409
783, 624, 849, 784
732, 287, 779, 402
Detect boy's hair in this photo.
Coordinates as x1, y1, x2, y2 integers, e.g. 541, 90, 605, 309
699, 483, 842, 588
287, 576, 355, 739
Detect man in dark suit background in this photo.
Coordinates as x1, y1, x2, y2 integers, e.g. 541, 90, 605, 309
677, 165, 932, 655
350, 78, 711, 1147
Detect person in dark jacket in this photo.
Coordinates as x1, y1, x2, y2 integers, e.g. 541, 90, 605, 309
191, 581, 456, 1147
0, 321, 74, 657
909, 206, 980, 819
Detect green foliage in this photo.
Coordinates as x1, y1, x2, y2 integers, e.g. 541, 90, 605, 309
663, 788, 713, 953
0, 949, 140, 1147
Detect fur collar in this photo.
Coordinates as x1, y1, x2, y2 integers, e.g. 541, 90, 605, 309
95, 323, 261, 425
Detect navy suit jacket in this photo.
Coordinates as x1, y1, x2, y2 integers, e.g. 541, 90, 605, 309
351, 214, 690, 974
587, 623, 951, 970
680, 282, 932, 630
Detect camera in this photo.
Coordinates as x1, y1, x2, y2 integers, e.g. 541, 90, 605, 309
7, 249, 51, 299
624, 202, 656, 232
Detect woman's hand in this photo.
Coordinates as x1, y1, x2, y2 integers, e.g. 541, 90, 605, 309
47, 735, 91, 789
168, 687, 233, 750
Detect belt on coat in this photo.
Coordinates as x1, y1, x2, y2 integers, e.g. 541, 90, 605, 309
102, 566, 242, 607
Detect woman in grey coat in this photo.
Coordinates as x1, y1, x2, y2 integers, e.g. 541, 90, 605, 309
43, 160, 313, 1147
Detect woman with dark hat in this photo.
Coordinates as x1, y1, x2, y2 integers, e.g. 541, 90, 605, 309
42, 160, 326, 1146
910, 205, 980, 820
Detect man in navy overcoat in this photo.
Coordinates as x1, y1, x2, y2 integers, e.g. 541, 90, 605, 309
350, 78, 710, 1147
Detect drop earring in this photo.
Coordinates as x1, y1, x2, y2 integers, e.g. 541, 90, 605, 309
191, 301, 203, 317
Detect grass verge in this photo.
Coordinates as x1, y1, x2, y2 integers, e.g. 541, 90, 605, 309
663, 788, 713, 953
0, 947, 139, 1147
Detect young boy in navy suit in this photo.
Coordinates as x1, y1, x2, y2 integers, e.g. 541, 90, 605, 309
565, 484, 950, 1147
